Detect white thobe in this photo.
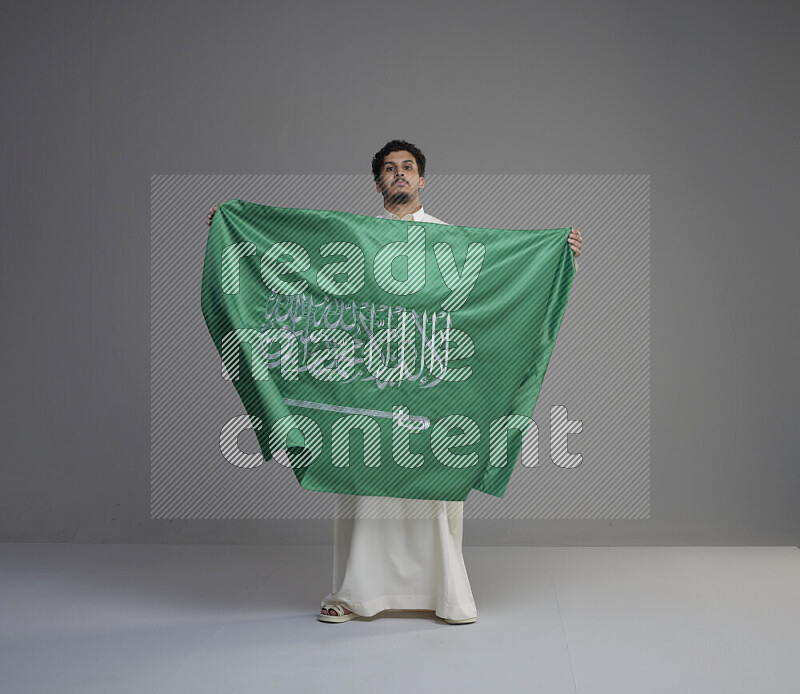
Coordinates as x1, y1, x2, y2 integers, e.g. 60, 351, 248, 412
321, 204, 478, 621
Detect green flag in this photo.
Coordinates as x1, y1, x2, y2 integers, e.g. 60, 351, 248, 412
201, 200, 576, 501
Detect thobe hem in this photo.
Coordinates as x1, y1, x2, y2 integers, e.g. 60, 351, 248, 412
321, 592, 477, 621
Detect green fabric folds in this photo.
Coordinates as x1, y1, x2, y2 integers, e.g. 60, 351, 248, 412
201, 200, 576, 501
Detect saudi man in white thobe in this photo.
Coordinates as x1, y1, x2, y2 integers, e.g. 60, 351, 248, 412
319, 140, 478, 625
205, 139, 583, 625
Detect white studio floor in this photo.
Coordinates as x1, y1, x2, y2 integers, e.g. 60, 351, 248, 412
1, 543, 798, 694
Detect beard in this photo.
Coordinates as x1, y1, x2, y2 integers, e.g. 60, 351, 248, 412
385, 189, 412, 205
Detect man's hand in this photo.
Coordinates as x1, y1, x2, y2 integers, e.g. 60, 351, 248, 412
568, 228, 582, 258
568, 227, 582, 270
206, 204, 219, 227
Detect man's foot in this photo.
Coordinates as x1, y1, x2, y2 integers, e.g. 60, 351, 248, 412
318, 603, 359, 623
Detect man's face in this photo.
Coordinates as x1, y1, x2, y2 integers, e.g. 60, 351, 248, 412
375, 150, 425, 205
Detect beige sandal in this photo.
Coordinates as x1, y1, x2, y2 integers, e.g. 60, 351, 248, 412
318, 602, 360, 623
444, 616, 477, 624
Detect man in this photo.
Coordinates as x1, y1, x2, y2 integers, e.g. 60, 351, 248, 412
205, 140, 583, 624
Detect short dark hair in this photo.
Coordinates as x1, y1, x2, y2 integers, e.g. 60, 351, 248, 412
371, 139, 426, 181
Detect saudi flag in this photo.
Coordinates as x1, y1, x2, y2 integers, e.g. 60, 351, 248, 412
201, 200, 576, 501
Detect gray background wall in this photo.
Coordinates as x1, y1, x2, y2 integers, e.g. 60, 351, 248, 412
1, 0, 797, 545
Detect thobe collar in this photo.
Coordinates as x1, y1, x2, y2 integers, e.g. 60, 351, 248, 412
379, 204, 426, 221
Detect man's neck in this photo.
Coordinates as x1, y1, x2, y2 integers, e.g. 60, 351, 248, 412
383, 198, 423, 219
